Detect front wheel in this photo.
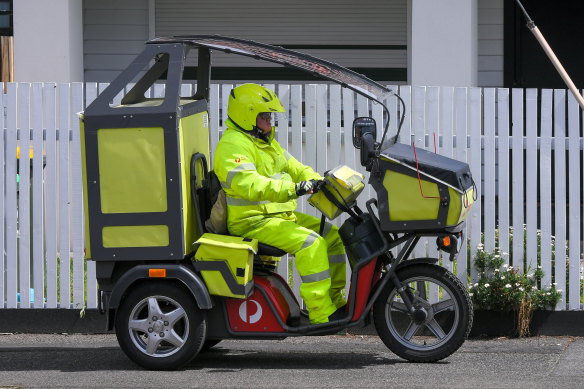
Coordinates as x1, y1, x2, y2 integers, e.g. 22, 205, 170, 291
115, 281, 207, 370
373, 263, 472, 362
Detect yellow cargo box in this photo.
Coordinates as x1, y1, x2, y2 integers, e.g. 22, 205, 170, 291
194, 233, 257, 299
308, 165, 365, 220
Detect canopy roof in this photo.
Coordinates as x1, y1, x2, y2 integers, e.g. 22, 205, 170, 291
149, 35, 392, 101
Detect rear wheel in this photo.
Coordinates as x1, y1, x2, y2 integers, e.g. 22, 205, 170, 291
373, 263, 472, 362
115, 281, 207, 370
201, 339, 222, 351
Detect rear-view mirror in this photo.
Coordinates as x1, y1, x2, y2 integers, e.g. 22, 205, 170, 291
352, 117, 377, 149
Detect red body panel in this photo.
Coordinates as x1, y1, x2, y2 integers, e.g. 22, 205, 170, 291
349, 258, 378, 321
226, 275, 291, 333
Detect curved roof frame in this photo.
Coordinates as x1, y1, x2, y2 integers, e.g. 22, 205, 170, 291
149, 35, 393, 102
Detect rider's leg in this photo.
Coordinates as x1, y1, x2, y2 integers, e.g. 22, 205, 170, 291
294, 212, 347, 309
241, 216, 337, 324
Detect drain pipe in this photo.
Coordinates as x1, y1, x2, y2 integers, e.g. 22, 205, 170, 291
515, 0, 584, 110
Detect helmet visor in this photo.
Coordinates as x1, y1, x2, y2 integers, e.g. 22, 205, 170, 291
257, 111, 287, 127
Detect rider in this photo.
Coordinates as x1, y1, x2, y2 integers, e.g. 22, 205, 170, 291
213, 83, 347, 324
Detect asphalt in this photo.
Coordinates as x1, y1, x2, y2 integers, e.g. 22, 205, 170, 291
0, 334, 583, 388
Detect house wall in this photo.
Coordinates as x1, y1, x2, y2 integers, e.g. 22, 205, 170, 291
478, 0, 504, 87
13, 0, 84, 82
83, 0, 150, 82
80, 0, 505, 86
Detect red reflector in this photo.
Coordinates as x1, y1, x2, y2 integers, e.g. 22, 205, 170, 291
149, 269, 166, 278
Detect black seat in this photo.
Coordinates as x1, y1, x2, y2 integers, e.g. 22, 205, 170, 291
190, 153, 287, 258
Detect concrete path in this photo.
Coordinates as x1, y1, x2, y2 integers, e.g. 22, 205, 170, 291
0, 334, 582, 388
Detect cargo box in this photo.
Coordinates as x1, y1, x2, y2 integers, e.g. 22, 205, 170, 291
308, 165, 365, 220
193, 233, 257, 299
370, 143, 475, 232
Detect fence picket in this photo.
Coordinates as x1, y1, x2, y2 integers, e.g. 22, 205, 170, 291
5, 83, 18, 308
469, 88, 482, 283
567, 93, 580, 310
412, 86, 426, 259
44, 84, 58, 308
525, 89, 538, 274
440, 86, 455, 273
71, 83, 85, 309
18, 83, 32, 308
454, 87, 468, 286
483, 89, 496, 253
31, 83, 45, 308
553, 90, 567, 310
497, 89, 510, 264
511, 89, 524, 273
539, 90, 552, 290
58, 83, 71, 308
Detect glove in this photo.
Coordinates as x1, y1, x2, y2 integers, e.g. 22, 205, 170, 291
295, 180, 317, 196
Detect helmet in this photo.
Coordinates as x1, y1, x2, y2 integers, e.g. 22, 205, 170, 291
227, 84, 285, 132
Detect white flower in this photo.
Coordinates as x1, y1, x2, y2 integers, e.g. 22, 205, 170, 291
505, 284, 512, 288
473, 283, 479, 287
508, 266, 514, 271
494, 254, 500, 258
538, 265, 542, 269
557, 289, 563, 292
501, 276, 505, 280
553, 283, 557, 286
495, 269, 500, 273
519, 287, 524, 291
484, 283, 490, 287
469, 293, 474, 297
515, 283, 520, 286
503, 252, 509, 257
503, 264, 509, 268
546, 292, 551, 295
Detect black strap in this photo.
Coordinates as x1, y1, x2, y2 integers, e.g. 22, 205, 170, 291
319, 214, 326, 236
319, 185, 360, 220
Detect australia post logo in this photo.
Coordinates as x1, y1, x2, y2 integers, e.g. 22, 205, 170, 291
238, 299, 263, 324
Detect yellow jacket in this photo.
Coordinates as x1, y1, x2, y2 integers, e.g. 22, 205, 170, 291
213, 120, 321, 234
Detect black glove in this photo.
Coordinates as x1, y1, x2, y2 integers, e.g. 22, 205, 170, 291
295, 180, 317, 196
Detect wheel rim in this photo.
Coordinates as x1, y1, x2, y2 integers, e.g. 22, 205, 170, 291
127, 295, 190, 358
384, 276, 460, 351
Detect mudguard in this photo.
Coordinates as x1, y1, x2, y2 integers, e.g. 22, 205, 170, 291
106, 264, 212, 330
396, 257, 439, 270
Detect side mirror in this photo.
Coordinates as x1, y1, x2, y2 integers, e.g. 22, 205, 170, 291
352, 117, 377, 149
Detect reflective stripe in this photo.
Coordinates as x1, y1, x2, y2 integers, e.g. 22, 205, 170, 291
223, 163, 257, 189
301, 269, 331, 283
284, 151, 292, 161
270, 172, 284, 180
328, 254, 346, 264
300, 231, 320, 251
321, 222, 332, 237
225, 196, 270, 206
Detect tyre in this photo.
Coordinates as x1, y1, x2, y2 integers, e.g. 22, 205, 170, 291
115, 281, 207, 370
201, 339, 222, 352
373, 263, 472, 362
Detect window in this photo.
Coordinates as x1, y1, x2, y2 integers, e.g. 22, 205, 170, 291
0, 0, 12, 36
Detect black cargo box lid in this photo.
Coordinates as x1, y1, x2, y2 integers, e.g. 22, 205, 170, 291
380, 143, 473, 191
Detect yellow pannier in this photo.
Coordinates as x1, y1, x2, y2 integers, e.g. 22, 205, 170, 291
194, 233, 258, 299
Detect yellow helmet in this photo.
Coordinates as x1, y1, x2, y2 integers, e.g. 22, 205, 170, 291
227, 84, 285, 132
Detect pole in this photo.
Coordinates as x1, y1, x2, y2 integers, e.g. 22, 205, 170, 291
515, 0, 584, 110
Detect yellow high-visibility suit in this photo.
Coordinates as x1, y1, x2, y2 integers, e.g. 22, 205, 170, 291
213, 120, 346, 323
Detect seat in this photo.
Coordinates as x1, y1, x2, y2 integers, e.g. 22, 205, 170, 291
190, 153, 287, 258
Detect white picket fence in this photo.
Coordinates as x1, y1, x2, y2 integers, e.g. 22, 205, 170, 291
1, 83, 583, 311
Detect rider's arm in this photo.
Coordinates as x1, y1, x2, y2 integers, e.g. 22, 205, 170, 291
276, 142, 322, 182
215, 140, 297, 203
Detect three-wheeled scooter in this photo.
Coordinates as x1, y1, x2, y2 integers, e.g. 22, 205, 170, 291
79, 36, 475, 370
